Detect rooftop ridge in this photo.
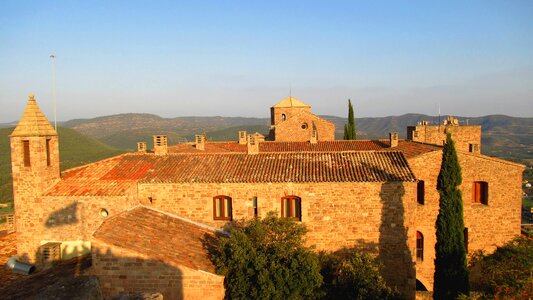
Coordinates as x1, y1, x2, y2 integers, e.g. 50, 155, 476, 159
60, 152, 131, 176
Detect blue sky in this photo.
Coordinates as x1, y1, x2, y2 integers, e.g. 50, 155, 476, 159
0, 1, 532, 122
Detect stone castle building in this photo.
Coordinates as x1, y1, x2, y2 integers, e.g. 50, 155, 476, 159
9, 94, 524, 299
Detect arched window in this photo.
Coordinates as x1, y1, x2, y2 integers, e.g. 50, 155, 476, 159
416, 231, 424, 261
213, 195, 232, 221
281, 196, 301, 221
281, 113, 286, 121
473, 181, 488, 205
417, 181, 425, 205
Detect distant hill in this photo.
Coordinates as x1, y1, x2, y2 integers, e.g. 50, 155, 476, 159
61, 113, 532, 165
0, 127, 125, 203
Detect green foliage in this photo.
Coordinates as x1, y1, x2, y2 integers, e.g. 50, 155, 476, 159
469, 236, 533, 298
211, 212, 323, 300
434, 133, 469, 300
0, 127, 124, 203
319, 250, 400, 300
343, 99, 356, 140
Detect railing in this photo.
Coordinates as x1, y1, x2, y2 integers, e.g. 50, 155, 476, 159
0, 213, 15, 233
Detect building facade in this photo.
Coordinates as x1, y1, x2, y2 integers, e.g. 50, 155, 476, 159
9, 95, 524, 299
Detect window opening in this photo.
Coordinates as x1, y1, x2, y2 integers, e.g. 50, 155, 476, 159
417, 181, 425, 205
46, 138, 51, 166
213, 196, 232, 220
253, 197, 258, 217
281, 196, 301, 221
416, 231, 424, 261
473, 181, 488, 205
23, 140, 30, 167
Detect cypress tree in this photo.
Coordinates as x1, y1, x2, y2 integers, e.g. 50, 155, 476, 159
343, 99, 356, 140
433, 133, 469, 300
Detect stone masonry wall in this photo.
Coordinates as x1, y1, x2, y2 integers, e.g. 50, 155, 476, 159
91, 240, 225, 300
271, 106, 312, 125
273, 112, 335, 142
138, 181, 417, 297
14, 192, 138, 265
407, 125, 481, 153
408, 151, 524, 291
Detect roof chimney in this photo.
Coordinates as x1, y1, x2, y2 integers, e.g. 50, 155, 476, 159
195, 134, 206, 151
137, 142, 147, 152
247, 134, 259, 154
389, 132, 399, 148
310, 129, 318, 144
238, 131, 247, 145
153, 135, 168, 155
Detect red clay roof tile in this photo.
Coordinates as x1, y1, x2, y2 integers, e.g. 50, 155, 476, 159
93, 206, 218, 273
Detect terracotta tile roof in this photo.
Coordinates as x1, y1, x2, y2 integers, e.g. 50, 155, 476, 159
272, 96, 310, 108
10, 95, 57, 137
168, 140, 440, 158
93, 206, 218, 273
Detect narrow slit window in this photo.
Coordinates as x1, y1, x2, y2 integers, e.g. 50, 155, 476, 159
281, 196, 301, 221
46, 138, 51, 166
253, 197, 258, 217
213, 196, 232, 220
23, 140, 30, 167
416, 231, 424, 261
417, 181, 425, 205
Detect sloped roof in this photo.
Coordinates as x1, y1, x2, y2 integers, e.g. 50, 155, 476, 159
93, 206, 219, 273
272, 96, 311, 108
168, 139, 440, 159
11, 94, 57, 137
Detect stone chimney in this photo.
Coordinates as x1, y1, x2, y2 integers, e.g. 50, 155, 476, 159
310, 129, 318, 144
238, 131, 247, 145
153, 135, 168, 155
195, 134, 206, 151
389, 132, 399, 148
247, 134, 259, 154
137, 142, 147, 152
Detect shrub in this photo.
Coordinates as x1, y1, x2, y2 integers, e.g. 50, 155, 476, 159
210, 212, 323, 300
320, 249, 401, 300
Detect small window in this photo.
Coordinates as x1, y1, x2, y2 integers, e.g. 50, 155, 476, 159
281, 114, 286, 121
46, 138, 51, 166
417, 181, 425, 205
213, 195, 232, 220
416, 231, 424, 261
473, 181, 488, 205
148, 197, 155, 205
301, 123, 308, 129
281, 196, 301, 221
464, 228, 469, 252
23, 140, 30, 167
253, 197, 258, 217
469, 144, 479, 153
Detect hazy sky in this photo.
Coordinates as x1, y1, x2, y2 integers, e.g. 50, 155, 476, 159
1, 1, 532, 123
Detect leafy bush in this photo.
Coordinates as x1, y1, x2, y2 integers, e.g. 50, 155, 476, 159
211, 212, 323, 300
319, 249, 401, 300
469, 235, 533, 298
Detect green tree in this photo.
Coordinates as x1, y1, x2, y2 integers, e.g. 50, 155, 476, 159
434, 133, 469, 300
343, 99, 356, 140
211, 212, 323, 300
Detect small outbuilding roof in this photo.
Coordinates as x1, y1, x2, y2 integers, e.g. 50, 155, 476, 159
93, 206, 220, 273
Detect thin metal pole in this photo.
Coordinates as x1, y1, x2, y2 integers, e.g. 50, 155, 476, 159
50, 54, 57, 130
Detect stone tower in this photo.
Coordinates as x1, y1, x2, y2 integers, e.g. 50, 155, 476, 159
10, 94, 60, 262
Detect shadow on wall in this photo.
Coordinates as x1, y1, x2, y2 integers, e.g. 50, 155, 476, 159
45, 202, 79, 227
0, 246, 188, 299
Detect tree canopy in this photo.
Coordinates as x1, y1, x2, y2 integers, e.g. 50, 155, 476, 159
343, 99, 356, 140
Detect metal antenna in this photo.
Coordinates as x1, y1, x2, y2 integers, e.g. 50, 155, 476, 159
50, 54, 57, 130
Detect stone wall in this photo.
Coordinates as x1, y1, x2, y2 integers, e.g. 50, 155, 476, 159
271, 106, 312, 126
272, 112, 335, 142
138, 181, 417, 297
407, 150, 524, 291
407, 125, 481, 153
91, 240, 225, 300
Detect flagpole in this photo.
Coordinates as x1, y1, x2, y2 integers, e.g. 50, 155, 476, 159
50, 54, 57, 130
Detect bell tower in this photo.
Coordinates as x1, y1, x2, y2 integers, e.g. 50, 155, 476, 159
10, 93, 60, 209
